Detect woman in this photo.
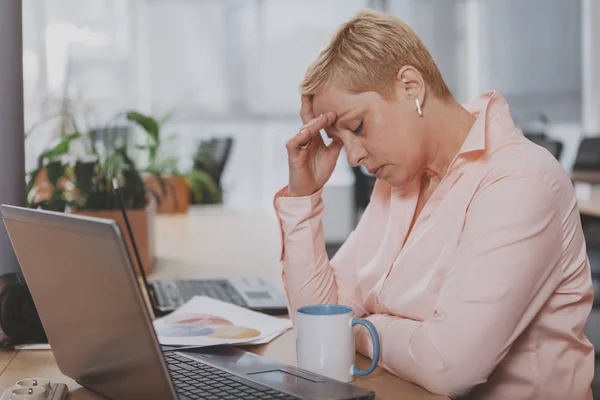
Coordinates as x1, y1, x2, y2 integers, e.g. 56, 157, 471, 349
273, 10, 594, 400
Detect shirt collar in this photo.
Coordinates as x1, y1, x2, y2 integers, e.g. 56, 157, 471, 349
455, 90, 516, 157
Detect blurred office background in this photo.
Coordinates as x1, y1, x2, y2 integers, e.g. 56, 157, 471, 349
21, 0, 599, 243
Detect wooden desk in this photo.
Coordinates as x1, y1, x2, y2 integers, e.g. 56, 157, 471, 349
0, 331, 445, 400
0, 207, 447, 399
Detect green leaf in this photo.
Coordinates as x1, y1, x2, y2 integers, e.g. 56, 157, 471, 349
46, 161, 65, 186
158, 107, 176, 127
43, 132, 81, 161
107, 153, 125, 181
126, 111, 160, 145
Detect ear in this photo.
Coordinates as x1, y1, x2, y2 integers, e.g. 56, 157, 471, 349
395, 66, 426, 106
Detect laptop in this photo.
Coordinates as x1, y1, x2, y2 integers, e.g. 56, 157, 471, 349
114, 185, 287, 315
124, 213, 287, 314
0, 204, 375, 400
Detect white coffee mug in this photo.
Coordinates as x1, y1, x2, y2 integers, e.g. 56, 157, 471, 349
295, 304, 380, 383
10, 387, 46, 400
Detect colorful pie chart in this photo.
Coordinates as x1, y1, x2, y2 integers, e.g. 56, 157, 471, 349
157, 324, 214, 337
157, 313, 260, 339
208, 325, 261, 339
175, 314, 232, 326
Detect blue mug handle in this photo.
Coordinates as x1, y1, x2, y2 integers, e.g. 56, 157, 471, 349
351, 318, 380, 376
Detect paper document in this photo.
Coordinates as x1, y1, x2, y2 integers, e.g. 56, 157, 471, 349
153, 296, 292, 347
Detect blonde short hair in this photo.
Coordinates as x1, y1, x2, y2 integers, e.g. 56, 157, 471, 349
301, 9, 451, 99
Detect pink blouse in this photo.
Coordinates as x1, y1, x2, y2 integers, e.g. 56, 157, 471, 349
274, 91, 594, 399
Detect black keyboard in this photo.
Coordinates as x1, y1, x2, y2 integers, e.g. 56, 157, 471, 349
165, 353, 299, 400
155, 280, 248, 310
177, 280, 248, 307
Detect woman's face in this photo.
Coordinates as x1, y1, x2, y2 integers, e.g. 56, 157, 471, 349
312, 84, 428, 190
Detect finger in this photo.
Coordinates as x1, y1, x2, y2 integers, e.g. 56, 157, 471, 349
299, 138, 311, 150
287, 115, 323, 150
300, 95, 314, 124
286, 128, 312, 155
297, 112, 336, 149
303, 112, 336, 139
288, 112, 336, 152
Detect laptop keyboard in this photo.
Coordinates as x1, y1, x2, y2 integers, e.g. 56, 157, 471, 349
157, 280, 248, 309
165, 353, 299, 400
178, 280, 247, 307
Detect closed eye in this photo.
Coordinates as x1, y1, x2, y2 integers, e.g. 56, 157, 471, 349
353, 121, 364, 134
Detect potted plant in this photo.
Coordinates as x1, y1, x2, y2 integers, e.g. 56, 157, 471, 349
126, 111, 190, 214
26, 122, 156, 275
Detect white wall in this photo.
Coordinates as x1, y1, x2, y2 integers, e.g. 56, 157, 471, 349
387, 0, 460, 97
144, 0, 366, 211
582, 0, 600, 135
478, 0, 582, 123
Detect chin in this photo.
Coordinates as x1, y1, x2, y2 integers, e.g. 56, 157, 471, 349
382, 172, 417, 193
382, 176, 407, 190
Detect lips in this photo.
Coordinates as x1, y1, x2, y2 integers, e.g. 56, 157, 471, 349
367, 166, 383, 176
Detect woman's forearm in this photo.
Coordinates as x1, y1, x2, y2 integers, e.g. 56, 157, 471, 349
274, 186, 366, 318
275, 186, 339, 314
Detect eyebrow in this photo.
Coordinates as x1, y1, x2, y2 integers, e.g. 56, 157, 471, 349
333, 109, 358, 131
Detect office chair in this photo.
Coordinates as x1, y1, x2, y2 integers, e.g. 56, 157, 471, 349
351, 166, 376, 227
573, 137, 600, 171
524, 133, 563, 160
540, 140, 563, 160
193, 137, 234, 187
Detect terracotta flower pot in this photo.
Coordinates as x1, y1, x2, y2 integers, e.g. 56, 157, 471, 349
71, 202, 156, 275
144, 175, 190, 214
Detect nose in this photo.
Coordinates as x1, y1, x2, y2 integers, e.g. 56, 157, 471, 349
346, 144, 367, 167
